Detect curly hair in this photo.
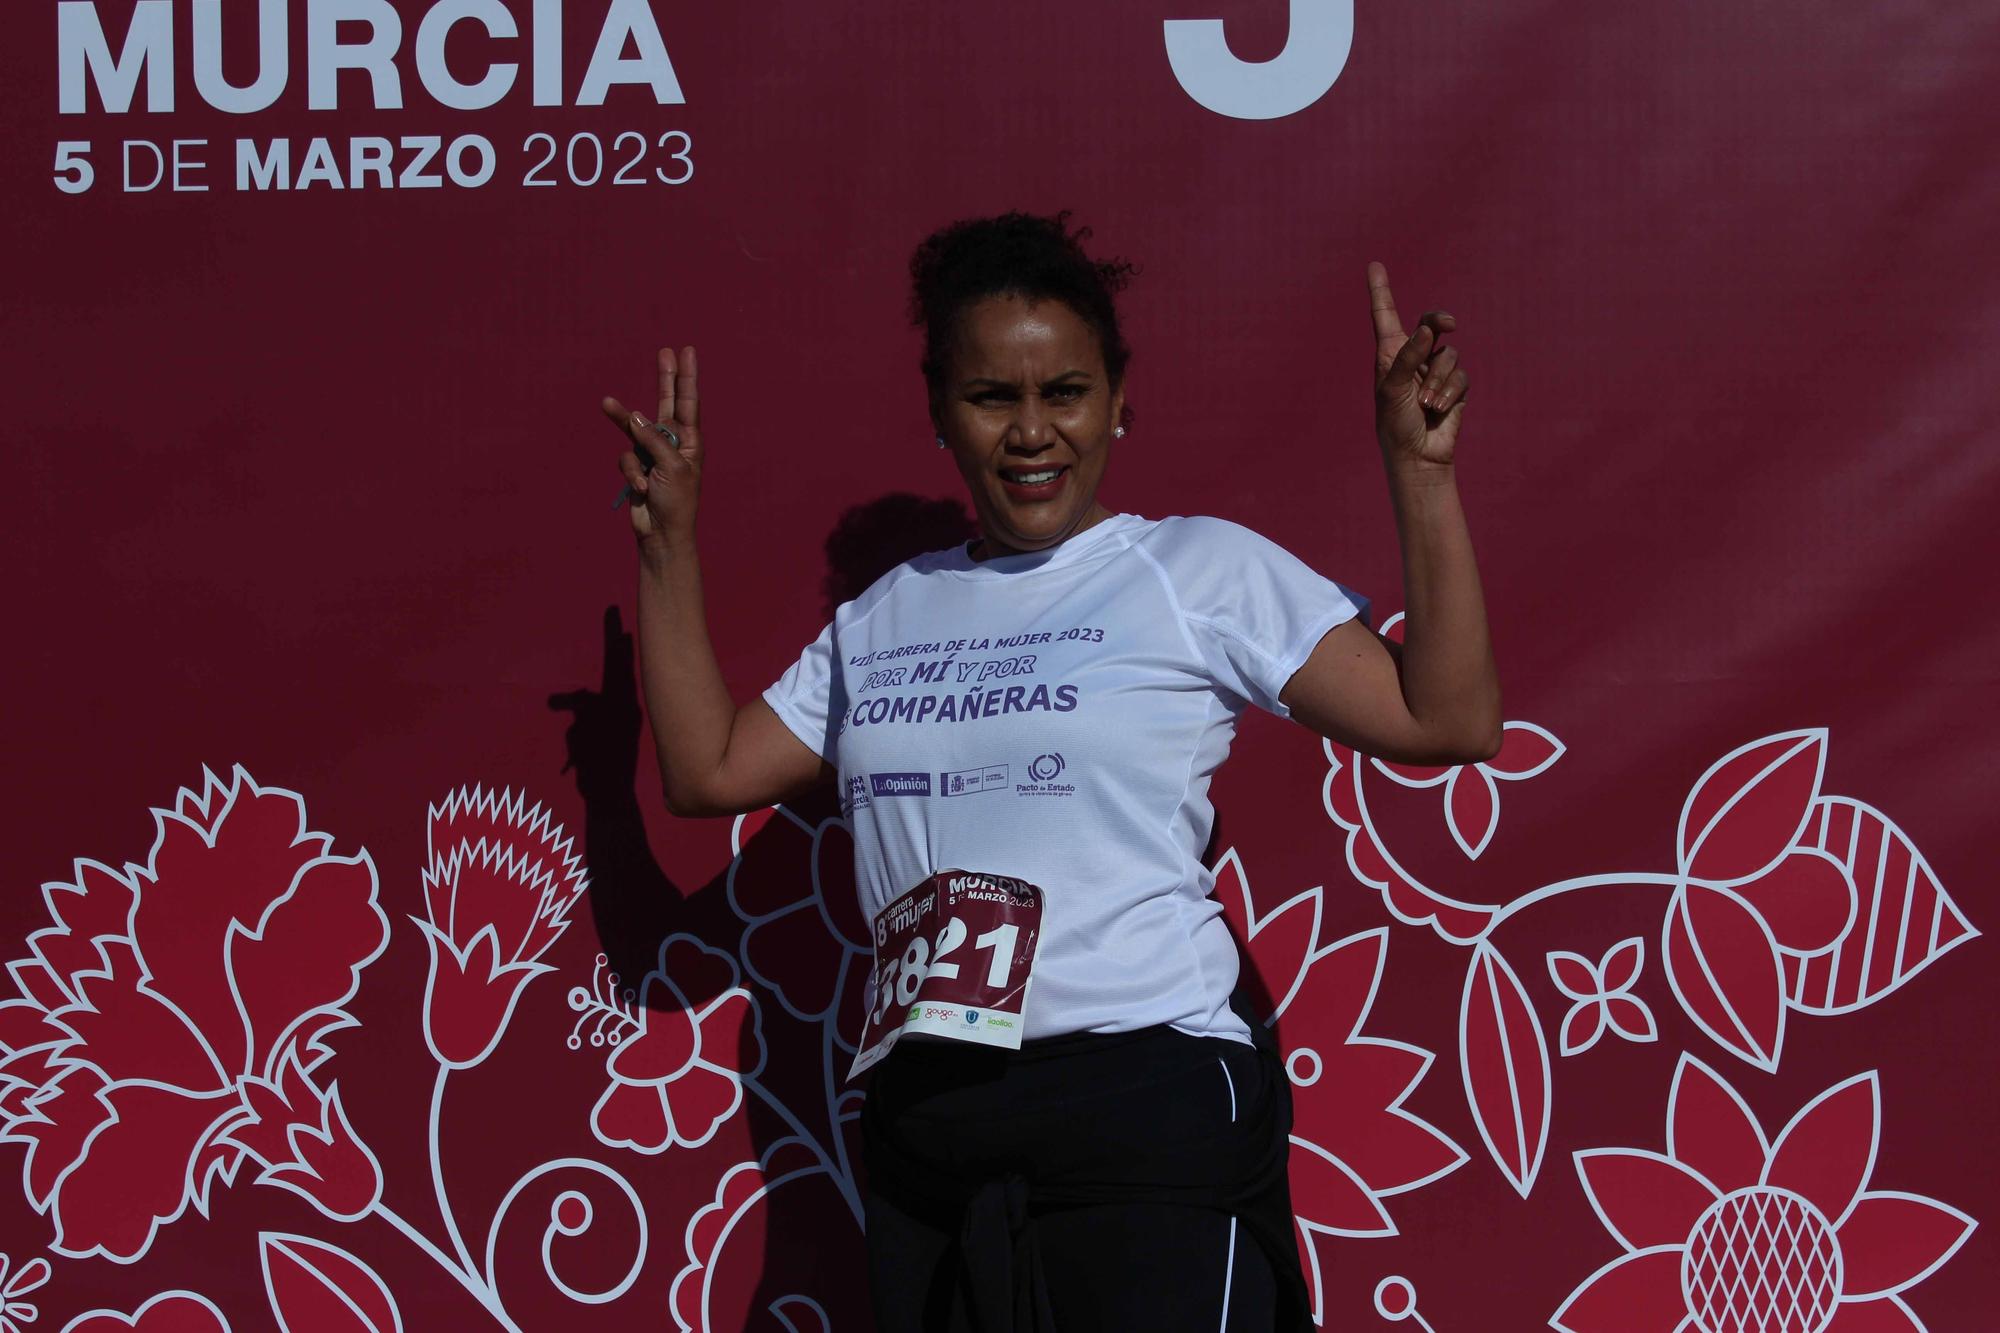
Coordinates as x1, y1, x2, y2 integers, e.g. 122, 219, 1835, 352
907, 210, 1138, 403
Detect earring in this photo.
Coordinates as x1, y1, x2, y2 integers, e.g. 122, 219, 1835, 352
1113, 426, 1126, 439
935, 434, 946, 449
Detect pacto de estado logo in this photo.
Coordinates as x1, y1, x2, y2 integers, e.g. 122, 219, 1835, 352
51, 0, 695, 195
1016, 754, 1075, 798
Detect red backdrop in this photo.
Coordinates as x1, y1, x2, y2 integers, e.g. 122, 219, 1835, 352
4, 0, 1995, 1328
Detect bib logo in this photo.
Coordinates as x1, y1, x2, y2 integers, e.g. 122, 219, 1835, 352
1164, 0, 1353, 120
1028, 753, 1064, 783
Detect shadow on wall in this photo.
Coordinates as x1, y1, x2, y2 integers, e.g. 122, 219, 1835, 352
546, 490, 1276, 1327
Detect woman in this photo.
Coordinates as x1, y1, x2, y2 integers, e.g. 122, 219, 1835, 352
601, 211, 1498, 1331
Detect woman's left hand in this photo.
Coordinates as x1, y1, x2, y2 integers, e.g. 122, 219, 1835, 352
1368, 261, 1466, 469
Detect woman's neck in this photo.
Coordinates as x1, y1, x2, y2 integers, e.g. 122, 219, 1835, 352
969, 503, 1113, 562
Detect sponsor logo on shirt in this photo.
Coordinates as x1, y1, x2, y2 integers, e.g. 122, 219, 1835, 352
941, 764, 1008, 796
841, 775, 871, 813
869, 771, 932, 798
1015, 752, 1076, 798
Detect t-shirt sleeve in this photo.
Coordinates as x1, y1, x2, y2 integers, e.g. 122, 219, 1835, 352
761, 619, 841, 764
1165, 517, 1373, 719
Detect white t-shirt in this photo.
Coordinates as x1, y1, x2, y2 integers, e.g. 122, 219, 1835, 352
761, 512, 1372, 1045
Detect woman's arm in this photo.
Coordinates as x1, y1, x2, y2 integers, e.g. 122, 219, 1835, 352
1278, 264, 1502, 766
608, 346, 832, 817
1280, 474, 1500, 766
634, 543, 829, 816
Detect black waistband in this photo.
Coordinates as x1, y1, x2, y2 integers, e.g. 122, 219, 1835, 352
887, 1018, 1222, 1068
861, 1018, 1312, 1332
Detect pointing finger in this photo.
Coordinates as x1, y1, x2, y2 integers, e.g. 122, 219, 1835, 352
1368, 261, 1405, 350
676, 344, 699, 433
656, 347, 676, 426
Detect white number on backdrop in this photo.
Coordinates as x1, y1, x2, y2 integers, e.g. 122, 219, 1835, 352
1164, 0, 1353, 121
54, 142, 94, 193
521, 131, 694, 187
612, 132, 647, 184
566, 132, 603, 186
656, 130, 694, 185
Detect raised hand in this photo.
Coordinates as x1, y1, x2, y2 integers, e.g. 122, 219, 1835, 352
1368, 262, 1466, 469
602, 345, 703, 548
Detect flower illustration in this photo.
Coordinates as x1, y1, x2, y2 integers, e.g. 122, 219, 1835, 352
667, 1137, 868, 1333
59, 1292, 230, 1333
1342, 611, 1565, 864
415, 784, 588, 1069
0, 766, 388, 1261
588, 934, 766, 1154
1548, 938, 1657, 1056
1214, 850, 1466, 1320
215, 1046, 382, 1220
1374, 721, 1565, 860
1280, 927, 1468, 1233
727, 808, 870, 1051
0, 1251, 51, 1333
1555, 1054, 1976, 1333
1322, 736, 1501, 941
1661, 731, 1976, 1074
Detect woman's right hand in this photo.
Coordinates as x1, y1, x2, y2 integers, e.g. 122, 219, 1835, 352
602, 344, 701, 550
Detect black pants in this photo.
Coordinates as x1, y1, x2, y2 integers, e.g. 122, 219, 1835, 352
860, 1025, 1294, 1331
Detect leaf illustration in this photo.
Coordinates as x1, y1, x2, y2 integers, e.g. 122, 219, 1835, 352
1213, 846, 1322, 1025
261, 1232, 402, 1333
1678, 730, 1825, 885
1663, 884, 1785, 1071
1481, 722, 1565, 778
1445, 766, 1499, 860
1458, 943, 1550, 1196
1783, 797, 1978, 1014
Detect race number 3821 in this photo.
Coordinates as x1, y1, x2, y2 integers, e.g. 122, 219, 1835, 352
848, 870, 1043, 1078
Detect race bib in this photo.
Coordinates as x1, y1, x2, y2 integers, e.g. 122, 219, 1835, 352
848, 869, 1044, 1078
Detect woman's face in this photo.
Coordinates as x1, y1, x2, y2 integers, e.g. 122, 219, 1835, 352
933, 293, 1125, 559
